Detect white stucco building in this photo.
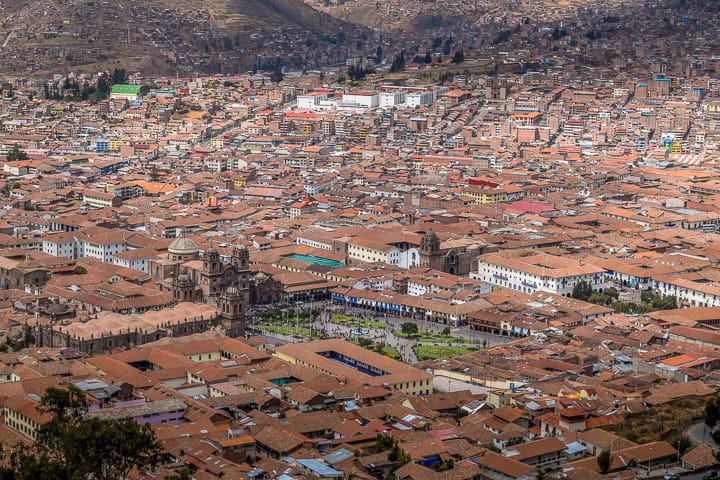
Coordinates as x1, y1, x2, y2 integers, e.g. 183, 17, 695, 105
472, 252, 607, 296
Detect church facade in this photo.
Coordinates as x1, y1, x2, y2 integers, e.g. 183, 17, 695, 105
418, 229, 488, 276
150, 233, 252, 337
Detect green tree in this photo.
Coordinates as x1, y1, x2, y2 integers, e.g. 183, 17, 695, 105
604, 287, 619, 300
588, 292, 608, 305
390, 52, 405, 73
452, 49, 465, 64
149, 165, 160, 182
571, 280, 593, 301
97, 74, 111, 97
110, 68, 129, 85
388, 442, 400, 461
705, 398, 718, 429
347, 65, 367, 81
671, 435, 691, 455
1, 386, 160, 480
270, 65, 284, 84
612, 301, 631, 313
6, 145, 28, 161
168, 468, 191, 480
655, 295, 677, 310
400, 322, 419, 336
375, 433, 394, 452
640, 289, 655, 304
597, 449, 611, 474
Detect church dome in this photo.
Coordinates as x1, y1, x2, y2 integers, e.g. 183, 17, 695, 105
168, 233, 198, 256
423, 229, 439, 242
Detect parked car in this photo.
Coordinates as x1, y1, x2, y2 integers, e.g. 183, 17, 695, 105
704, 470, 718, 479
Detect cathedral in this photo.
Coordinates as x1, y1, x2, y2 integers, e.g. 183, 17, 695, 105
150, 232, 254, 337
418, 229, 490, 276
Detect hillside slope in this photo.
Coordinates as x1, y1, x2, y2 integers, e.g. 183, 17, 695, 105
0, 0, 360, 76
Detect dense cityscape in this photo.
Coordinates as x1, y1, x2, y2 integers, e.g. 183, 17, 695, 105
1, 0, 720, 479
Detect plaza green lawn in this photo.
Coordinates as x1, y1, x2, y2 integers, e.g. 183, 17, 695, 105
394, 329, 471, 344
330, 314, 386, 330
413, 345, 477, 361
250, 324, 321, 339
352, 339, 401, 360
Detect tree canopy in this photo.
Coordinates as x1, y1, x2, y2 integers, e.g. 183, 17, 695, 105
270, 65, 284, 84
400, 322, 419, 335
597, 449, 611, 474
706, 398, 719, 428
452, 49, 465, 64
0, 386, 160, 480
390, 52, 405, 73
6, 145, 28, 162
110, 68, 129, 85
571, 280, 593, 301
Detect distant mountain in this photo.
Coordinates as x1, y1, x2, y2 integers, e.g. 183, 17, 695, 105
300, 0, 490, 31
0, 0, 363, 76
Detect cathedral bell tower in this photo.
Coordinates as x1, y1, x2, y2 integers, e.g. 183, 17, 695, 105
419, 229, 441, 268
219, 286, 245, 337
203, 247, 221, 274
232, 245, 250, 271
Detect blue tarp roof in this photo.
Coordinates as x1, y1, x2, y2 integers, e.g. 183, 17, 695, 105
296, 459, 342, 478
323, 448, 354, 465
564, 442, 586, 455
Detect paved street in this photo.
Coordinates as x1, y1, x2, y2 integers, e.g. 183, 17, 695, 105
686, 421, 718, 448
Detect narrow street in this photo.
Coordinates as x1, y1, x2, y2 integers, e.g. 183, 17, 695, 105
686, 421, 718, 448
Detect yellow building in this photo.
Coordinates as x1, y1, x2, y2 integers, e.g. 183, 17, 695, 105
462, 187, 508, 204
275, 339, 433, 396
347, 238, 393, 264
4, 396, 51, 440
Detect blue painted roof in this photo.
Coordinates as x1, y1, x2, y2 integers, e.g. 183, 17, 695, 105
564, 442, 586, 455
296, 459, 342, 477
323, 448, 354, 465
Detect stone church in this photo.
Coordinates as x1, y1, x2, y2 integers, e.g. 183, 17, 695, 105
418, 229, 490, 276
150, 232, 255, 337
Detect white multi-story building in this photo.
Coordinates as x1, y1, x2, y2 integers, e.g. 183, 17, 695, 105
42, 231, 78, 259
472, 252, 607, 296
112, 247, 158, 273
406, 90, 436, 108
347, 237, 420, 269
295, 233, 333, 250
82, 191, 121, 209
653, 276, 720, 308
379, 91, 406, 109
341, 92, 379, 109
76, 231, 128, 264
296, 92, 328, 110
